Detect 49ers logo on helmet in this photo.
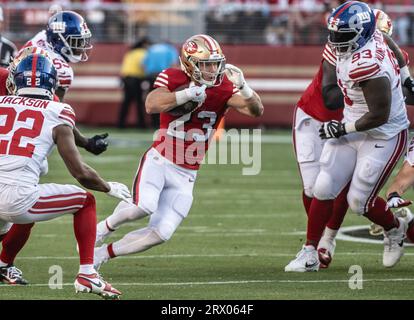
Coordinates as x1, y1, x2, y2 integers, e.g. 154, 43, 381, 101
185, 41, 198, 54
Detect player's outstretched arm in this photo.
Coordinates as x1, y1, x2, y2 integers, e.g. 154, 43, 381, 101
54, 125, 110, 192
73, 127, 109, 155
54, 125, 131, 201
386, 161, 414, 206
225, 64, 263, 117
321, 60, 344, 110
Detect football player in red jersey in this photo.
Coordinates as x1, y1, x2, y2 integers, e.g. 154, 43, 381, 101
92, 34, 263, 269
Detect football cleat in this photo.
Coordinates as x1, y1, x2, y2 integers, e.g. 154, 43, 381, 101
74, 273, 121, 300
94, 244, 110, 271
95, 220, 113, 247
285, 245, 320, 272
383, 217, 408, 268
369, 223, 383, 236
0, 265, 28, 285
317, 237, 336, 269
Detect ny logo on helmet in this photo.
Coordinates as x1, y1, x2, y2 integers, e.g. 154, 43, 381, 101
50, 21, 66, 34
328, 17, 340, 31
356, 12, 371, 24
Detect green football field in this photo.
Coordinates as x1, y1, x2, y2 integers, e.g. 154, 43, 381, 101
1, 127, 414, 300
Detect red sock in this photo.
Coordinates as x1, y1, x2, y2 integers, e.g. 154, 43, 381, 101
364, 197, 398, 231
406, 222, 414, 243
302, 191, 312, 217
74, 192, 97, 265
326, 186, 349, 230
0, 223, 34, 264
306, 199, 334, 247
0, 233, 6, 242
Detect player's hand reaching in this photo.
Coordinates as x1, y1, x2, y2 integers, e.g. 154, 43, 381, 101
106, 182, 132, 203
225, 63, 253, 99
386, 192, 412, 209
319, 120, 347, 139
85, 133, 109, 155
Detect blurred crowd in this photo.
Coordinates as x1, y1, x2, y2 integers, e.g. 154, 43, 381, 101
2, 0, 414, 45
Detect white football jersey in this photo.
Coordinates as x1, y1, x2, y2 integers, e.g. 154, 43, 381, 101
0, 95, 75, 186
336, 30, 409, 140
23, 31, 74, 91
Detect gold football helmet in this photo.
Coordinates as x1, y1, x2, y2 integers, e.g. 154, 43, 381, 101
180, 34, 226, 87
6, 46, 51, 95
373, 9, 393, 36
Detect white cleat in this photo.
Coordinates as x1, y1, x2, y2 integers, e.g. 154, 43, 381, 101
285, 245, 320, 272
383, 217, 408, 268
74, 273, 121, 300
95, 220, 113, 247
94, 245, 110, 271
317, 237, 336, 269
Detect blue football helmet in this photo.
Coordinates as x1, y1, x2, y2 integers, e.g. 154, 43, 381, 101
327, 1, 376, 57
14, 54, 58, 100
46, 11, 92, 63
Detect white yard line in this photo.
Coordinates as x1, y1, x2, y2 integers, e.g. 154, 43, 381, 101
2, 278, 414, 288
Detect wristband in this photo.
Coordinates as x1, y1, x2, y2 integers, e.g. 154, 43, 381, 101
238, 83, 254, 99
175, 90, 190, 105
344, 122, 357, 133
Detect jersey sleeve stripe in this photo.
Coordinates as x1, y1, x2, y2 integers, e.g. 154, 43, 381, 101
59, 79, 72, 85
154, 81, 168, 88
349, 64, 380, 80
60, 110, 76, 120
323, 47, 336, 66
155, 77, 168, 85
59, 115, 75, 128
350, 67, 381, 82
158, 73, 168, 79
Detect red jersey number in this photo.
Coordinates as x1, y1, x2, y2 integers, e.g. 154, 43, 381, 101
167, 111, 217, 142
0, 108, 44, 157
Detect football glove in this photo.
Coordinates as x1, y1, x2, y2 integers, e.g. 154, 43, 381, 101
403, 77, 414, 93
225, 63, 253, 98
176, 84, 207, 105
106, 182, 132, 203
319, 120, 347, 139
85, 133, 109, 155
386, 192, 412, 209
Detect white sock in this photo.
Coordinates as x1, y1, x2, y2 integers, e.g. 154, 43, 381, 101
304, 245, 316, 251
323, 227, 338, 240
106, 201, 149, 230
0, 259, 8, 267
79, 264, 96, 275
112, 227, 164, 256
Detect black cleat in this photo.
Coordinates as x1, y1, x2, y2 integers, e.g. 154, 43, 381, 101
0, 265, 29, 285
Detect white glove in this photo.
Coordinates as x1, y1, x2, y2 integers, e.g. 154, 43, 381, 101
386, 192, 412, 209
106, 182, 132, 203
39, 159, 48, 176
176, 83, 207, 105
225, 63, 253, 99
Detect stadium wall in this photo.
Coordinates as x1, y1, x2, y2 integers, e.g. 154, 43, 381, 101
66, 44, 414, 128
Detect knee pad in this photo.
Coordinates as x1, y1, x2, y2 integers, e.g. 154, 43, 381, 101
299, 162, 321, 198
313, 171, 337, 200
347, 191, 365, 215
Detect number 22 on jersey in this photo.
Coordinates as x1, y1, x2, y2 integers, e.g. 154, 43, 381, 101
0, 107, 44, 157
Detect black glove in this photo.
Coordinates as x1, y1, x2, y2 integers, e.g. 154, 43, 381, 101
404, 77, 414, 93
85, 133, 109, 155
319, 120, 347, 139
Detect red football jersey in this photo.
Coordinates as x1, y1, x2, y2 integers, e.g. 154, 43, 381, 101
0, 67, 9, 96
296, 44, 343, 122
152, 68, 238, 170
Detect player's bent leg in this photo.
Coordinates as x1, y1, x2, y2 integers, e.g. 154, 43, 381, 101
350, 131, 408, 267
318, 184, 350, 268
96, 148, 165, 245
286, 138, 356, 272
